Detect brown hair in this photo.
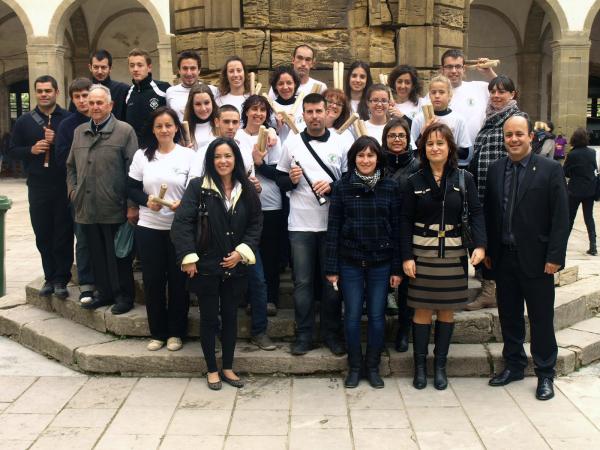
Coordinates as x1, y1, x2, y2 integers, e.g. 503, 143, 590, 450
323, 88, 351, 130
219, 56, 250, 95
417, 122, 458, 170
183, 84, 218, 144
128, 48, 151, 65
569, 127, 589, 148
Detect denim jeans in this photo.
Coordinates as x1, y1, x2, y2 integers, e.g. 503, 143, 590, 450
247, 251, 268, 336
289, 231, 342, 342
340, 262, 391, 355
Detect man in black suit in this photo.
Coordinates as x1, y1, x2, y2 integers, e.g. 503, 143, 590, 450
484, 115, 569, 400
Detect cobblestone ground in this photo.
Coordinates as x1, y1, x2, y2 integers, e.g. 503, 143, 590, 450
1, 178, 600, 449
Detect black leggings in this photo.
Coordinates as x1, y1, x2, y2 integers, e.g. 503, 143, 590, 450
569, 196, 596, 242
260, 210, 283, 304
193, 275, 248, 372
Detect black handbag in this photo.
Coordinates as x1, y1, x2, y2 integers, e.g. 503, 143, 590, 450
458, 169, 475, 248
195, 190, 210, 252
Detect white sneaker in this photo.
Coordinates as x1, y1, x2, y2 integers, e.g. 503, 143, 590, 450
167, 337, 183, 351
147, 339, 165, 351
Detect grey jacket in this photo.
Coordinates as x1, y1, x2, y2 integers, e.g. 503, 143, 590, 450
67, 115, 138, 224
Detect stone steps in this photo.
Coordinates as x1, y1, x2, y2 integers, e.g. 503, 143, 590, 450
23, 270, 598, 345
1, 295, 600, 377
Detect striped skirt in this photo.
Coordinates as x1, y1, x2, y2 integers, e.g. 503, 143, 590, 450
407, 223, 468, 310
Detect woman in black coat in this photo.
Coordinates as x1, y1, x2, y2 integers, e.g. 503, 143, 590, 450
563, 127, 598, 256
171, 138, 263, 390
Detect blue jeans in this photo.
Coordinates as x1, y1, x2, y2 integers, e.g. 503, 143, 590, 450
340, 262, 391, 355
289, 231, 342, 342
70, 205, 94, 291
247, 251, 268, 336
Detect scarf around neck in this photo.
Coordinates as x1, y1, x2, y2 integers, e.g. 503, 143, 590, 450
486, 99, 518, 119
355, 168, 381, 189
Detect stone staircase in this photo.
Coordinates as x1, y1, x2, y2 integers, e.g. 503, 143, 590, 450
1, 266, 600, 378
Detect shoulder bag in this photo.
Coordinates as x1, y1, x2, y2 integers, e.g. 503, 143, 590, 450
458, 169, 475, 248
195, 189, 210, 252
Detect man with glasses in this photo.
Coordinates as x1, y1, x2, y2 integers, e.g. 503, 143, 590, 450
440, 49, 497, 145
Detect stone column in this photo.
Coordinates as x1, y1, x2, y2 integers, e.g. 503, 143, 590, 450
550, 34, 591, 138
26, 42, 67, 107
0, 85, 9, 136
517, 51, 543, 120
156, 39, 174, 84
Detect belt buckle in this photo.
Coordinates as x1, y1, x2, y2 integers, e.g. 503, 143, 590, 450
438, 230, 446, 238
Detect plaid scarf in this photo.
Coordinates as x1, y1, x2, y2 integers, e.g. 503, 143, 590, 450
471, 102, 524, 202
355, 168, 381, 190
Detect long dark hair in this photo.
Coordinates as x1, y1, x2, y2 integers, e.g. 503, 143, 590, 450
344, 61, 372, 121
388, 65, 421, 106
183, 83, 218, 144
417, 122, 458, 170
347, 136, 385, 173
218, 56, 250, 95
382, 117, 412, 154
240, 95, 274, 129
143, 106, 183, 161
323, 88, 351, 130
202, 138, 259, 206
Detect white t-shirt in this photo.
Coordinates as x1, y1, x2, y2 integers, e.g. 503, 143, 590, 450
410, 108, 473, 162
277, 131, 348, 232
333, 127, 356, 150
274, 100, 305, 145
189, 142, 210, 180
393, 98, 424, 121
364, 121, 386, 145
215, 93, 249, 113
166, 83, 218, 121
350, 99, 360, 114
449, 81, 489, 144
235, 129, 283, 211
268, 77, 327, 99
128, 144, 195, 230
193, 122, 215, 150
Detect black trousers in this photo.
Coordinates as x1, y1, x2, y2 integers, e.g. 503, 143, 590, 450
495, 248, 557, 378
28, 183, 73, 284
260, 210, 283, 305
396, 276, 413, 328
135, 226, 189, 340
81, 223, 134, 304
193, 275, 248, 373
568, 195, 596, 242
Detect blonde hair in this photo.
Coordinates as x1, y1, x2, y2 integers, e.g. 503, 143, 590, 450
534, 121, 550, 132
428, 75, 453, 100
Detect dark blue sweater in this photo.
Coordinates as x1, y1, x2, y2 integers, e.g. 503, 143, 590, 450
55, 110, 89, 171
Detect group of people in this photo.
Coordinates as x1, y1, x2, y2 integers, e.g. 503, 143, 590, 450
8, 42, 594, 399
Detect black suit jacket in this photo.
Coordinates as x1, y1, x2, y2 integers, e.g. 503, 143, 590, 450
484, 153, 569, 278
563, 146, 598, 198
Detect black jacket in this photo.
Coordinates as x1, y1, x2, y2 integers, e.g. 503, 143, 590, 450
400, 166, 486, 260
8, 105, 70, 186
124, 74, 170, 146
383, 151, 420, 193
55, 110, 89, 171
325, 171, 402, 275
563, 146, 598, 199
171, 176, 263, 286
484, 153, 570, 278
68, 77, 129, 120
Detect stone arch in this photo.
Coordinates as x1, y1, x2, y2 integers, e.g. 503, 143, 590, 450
68, 7, 91, 78
584, 0, 600, 34
469, 4, 523, 50
0, 0, 33, 37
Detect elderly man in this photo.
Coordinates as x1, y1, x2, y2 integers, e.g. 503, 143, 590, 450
484, 115, 569, 401
67, 84, 138, 314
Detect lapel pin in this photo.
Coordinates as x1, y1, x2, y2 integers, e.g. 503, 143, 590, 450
533, 166, 536, 171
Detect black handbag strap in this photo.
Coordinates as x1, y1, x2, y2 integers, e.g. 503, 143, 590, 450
458, 169, 469, 216
29, 110, 47, 128
300, 131, 338, 182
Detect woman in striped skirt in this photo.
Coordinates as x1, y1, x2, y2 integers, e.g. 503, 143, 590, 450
400, 123, 486, 390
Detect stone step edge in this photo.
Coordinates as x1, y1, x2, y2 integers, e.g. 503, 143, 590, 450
1, 301, 599, 377
21, 274, 600, 344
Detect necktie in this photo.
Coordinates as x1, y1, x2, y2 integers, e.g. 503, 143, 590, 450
503, 163, 520, 242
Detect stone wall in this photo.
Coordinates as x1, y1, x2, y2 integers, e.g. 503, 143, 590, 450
172, 0, 469, 86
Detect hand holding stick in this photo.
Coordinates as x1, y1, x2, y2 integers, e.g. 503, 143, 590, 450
158, 183, 168, 200
257, 126, 268, 154
148, 195, 174, 208
43, 114, 52, 168
294, 159, 327, 206
465, 59, 500, 69
337, 113, 359, 134
422, 104, 435, 122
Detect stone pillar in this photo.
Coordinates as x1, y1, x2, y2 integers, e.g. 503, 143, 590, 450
26, 43, 67, 107
517, 51, 543, 120
0, 85, 9, 136
157, 39, 174, 84
550, 34, 591, 138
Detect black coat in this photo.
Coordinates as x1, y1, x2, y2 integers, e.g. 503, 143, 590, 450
484, 153, 570, 278
124, 74, 170, 145
383, 151, 420, 193
563, 146, 598, 199
171, 176, 263, 286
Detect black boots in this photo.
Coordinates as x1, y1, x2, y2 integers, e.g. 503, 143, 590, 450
587, 240, 597, 256
365, 347, 384, 389
433, 321, 454, 390
412, 323, 430, 389
345, 348, 362, 389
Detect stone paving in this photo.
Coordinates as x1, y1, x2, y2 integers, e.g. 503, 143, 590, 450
1, 178, 600, 449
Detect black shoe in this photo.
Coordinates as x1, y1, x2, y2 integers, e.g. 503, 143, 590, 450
220, 371, 244, 388
536, 377, 554, 400
291, 340, 312, 355
412, 323, 431, 390
365, 346, 384, 389
488, 368, 525, 387
39, 281, 54, 297
111, 301, 133, 315
80, 297, 113, 310
324, 339, 346, 356
433, 321, 454, 390
395, 325, 410, 353
53, 283, 69, 299
344, 368, 361, 388
586, 242, 597, 256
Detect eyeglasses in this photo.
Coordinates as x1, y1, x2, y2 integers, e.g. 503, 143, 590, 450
387, 133, 407, 140
369, 99, 389, 105
443, 64, 464, 71
326, 100, 344, 108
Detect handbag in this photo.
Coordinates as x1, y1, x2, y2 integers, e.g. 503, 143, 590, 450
195, 189, 210, 253
458, 169, 476, 248
114, 222, 135, 258
594, 174, 600, 202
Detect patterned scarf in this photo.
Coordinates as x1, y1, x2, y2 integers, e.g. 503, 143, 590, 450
355, 168, 381, 190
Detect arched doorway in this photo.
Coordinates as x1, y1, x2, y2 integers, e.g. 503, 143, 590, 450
585, 4, 600, 143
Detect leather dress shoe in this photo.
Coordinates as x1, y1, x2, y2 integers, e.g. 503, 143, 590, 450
53, 283, 69, 299
324, 339, 346, 356
536, 377, 554, 400
80, 296, 113, 310
290, 340, 313, 356
39, 282, 54, 297
488, 368, 524, 387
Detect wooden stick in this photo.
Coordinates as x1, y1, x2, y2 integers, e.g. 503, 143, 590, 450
181, 121, 191, 147
337, 112, 359, 134
148, 195, 174, 208
43, 114, 52, 168
257, 126, 267, 153
311, 83, 322, 94
262, 93, 280, 113
338, 62, 344, 91
379, 73, 387, 85
250, 72, 256, 94
282, 113, 299, 134
254, 82, 262, 96
158, 184, 168, 199
465, 59, 500, 69
290, 92, 304, 116
355, 119, 368, 137
422, 104, 434, 122
333, 62, 339, 89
